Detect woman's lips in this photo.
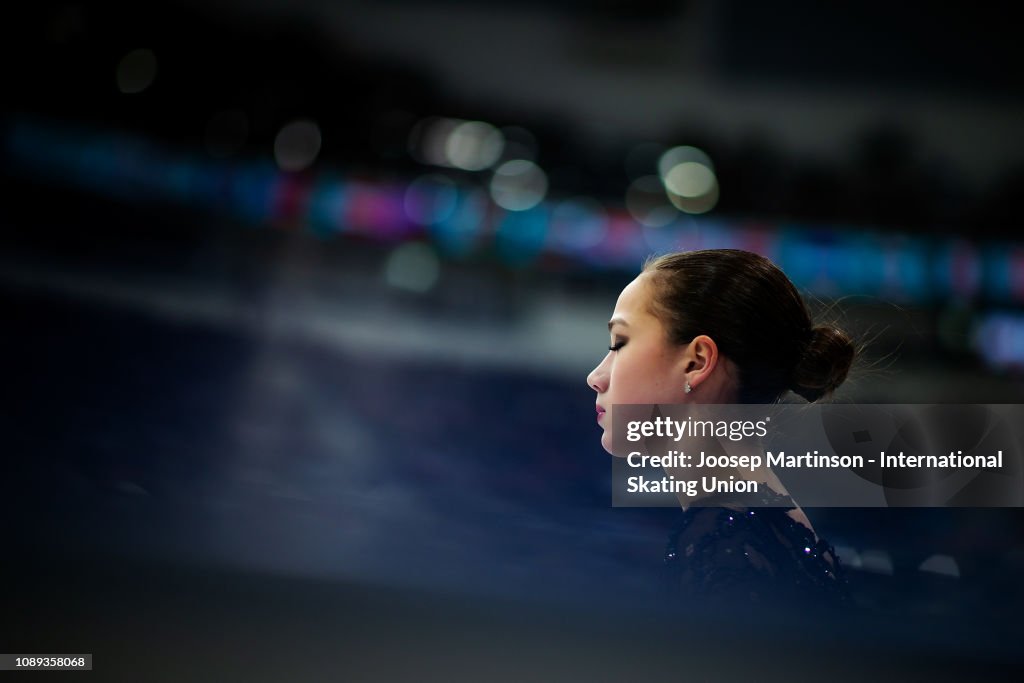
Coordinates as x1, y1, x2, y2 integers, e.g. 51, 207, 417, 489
596, 405, 606, 422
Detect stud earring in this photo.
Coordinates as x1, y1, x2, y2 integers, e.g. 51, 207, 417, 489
684, 381, 692, 394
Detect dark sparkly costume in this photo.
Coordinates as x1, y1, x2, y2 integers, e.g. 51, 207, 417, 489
663, 487, 849, 607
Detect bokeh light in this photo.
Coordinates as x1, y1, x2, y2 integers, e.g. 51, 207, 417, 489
444, 120, 504, 171
408, 117, 460, 167
274, 119, 322, 172
489, 159, 548, 211
657, 145, 713, 178
658, 145, 719, 214
973, 312, 1024, 369
384, 241, 441, 293
403, 174, 460, 225
549, 197, 608, 251
664, 162, 716, 199
625, 175, 676, 227
116, 48, 157, 94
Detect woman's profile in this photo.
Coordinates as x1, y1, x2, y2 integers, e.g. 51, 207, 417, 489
587, 249, 856, 608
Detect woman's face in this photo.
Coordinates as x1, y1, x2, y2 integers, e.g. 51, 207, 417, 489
587, 273, 690, 454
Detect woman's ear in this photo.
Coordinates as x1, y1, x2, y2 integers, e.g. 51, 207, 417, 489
682, 334, 719, 390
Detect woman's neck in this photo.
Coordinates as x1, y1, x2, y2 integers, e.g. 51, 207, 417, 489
661, 436, 819, 538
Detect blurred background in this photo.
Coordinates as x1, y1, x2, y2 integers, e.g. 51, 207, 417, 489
3, 0, 1024, 679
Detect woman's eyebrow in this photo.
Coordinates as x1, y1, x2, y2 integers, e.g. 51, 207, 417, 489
608, 317, 629, 330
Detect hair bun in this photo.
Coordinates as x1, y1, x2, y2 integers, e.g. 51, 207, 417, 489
790, 325, 855, 402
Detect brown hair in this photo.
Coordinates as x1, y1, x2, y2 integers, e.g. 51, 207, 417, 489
642, 249, 855, 403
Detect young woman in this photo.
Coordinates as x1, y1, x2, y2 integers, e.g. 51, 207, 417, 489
588, 249, 856, 607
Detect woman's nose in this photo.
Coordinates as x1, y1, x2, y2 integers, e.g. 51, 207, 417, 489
587, 362, 608, 393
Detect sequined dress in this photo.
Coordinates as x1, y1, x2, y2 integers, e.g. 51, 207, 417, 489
663, 487, 849, 607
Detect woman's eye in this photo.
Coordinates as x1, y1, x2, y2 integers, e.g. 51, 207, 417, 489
609, 340, 626, 351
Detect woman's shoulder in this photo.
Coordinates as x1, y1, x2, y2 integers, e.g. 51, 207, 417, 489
663, 488, 850, 607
